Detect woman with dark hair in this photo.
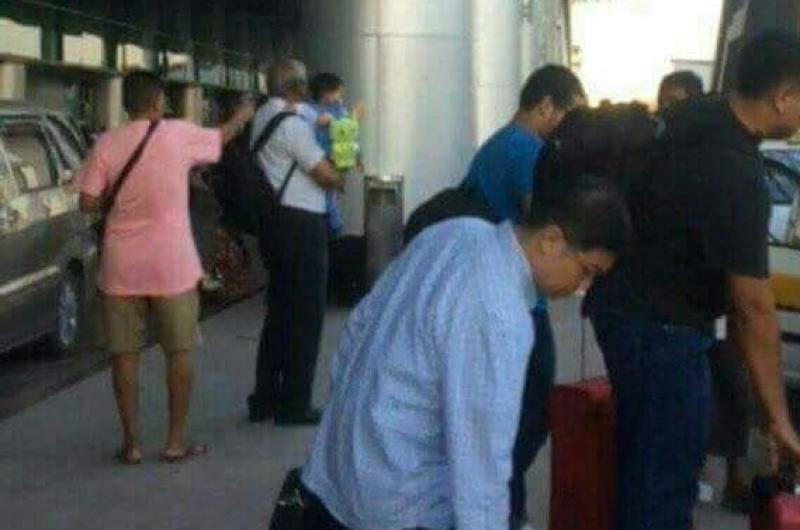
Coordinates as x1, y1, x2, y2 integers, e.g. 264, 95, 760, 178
507, 103, 658, 529
533, 102, 656, 196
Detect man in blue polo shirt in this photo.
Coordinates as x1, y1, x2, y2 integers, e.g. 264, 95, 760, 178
462, 64, 585, 529
462, 65, 585, 224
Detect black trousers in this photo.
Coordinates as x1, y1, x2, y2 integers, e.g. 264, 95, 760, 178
510, 309, 556, 521
252, 206, 329, 414
707, 339, 753, 459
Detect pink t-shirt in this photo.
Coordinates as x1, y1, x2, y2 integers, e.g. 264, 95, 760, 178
78, 119, 222, 296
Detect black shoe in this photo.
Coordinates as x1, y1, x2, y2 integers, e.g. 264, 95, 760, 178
247, 394, 275, 423
274, 408, 322, 426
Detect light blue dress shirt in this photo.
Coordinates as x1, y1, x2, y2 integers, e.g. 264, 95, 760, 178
303, 219, 537, 530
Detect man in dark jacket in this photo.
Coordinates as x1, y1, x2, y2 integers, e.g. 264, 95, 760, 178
584, 32, 800, 530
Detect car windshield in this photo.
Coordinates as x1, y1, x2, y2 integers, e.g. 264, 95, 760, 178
763, 149, 800, 204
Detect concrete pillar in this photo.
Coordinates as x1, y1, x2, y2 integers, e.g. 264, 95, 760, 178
520, 0, 570, 85
96, 76, 123, 130
301, 0, 472, 234
471, 0, 522, 144
529, 0, 569, 70
177, 85, 204, 124
0, 62, 26, 101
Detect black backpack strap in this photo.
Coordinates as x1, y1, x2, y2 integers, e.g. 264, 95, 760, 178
252, 111, 299, 205
252, 111, 296, 154
102, 120, 160, 218
276, 162, 298, 204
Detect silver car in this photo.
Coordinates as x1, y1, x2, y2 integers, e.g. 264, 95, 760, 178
0, 102, 96, 355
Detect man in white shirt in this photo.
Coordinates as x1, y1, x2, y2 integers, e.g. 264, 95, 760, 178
247, 59, 344, 425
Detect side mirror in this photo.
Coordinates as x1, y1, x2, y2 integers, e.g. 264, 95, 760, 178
0, 205, 19, 232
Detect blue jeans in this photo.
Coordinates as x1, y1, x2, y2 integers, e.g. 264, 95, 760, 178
590, 309, 714, 530
326, 191, 344, 237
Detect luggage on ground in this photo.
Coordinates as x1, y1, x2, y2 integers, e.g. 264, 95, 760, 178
549, 377, 615, 530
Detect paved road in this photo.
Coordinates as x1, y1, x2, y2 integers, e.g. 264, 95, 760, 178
0, 290, 258, 421
0, 295, 747, 529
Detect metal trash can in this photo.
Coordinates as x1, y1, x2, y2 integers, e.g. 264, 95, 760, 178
364, 175, 404, 285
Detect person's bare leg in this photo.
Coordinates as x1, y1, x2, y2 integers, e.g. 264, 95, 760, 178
164, 351, 193, 456
111, 352, 142, 463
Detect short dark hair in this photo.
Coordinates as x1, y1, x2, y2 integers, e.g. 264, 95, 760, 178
538, 103, 657, 192
526, 175, 632, 256
659, 70, 704, 99
735, 31, 800, 99
310, 72, 344, 102
519, 65, 585, 111
123, 71, 164, 116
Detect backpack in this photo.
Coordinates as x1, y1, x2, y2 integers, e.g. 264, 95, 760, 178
213, 111, 298, 237
403, 185, 499, 246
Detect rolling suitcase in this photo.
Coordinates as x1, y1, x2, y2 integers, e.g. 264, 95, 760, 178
751, 469, 800, 530
548, 377, 615, 530
751, 495, 800, 530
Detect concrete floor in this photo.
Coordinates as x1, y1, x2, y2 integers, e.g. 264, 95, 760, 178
0, 295, 746, 529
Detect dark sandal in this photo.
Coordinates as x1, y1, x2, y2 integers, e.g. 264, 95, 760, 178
161, 443, 209, 463
115, 447, 143, 466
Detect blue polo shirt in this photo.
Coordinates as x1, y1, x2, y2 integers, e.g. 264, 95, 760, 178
461, 123, 544, 224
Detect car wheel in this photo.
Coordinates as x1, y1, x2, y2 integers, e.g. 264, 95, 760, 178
46, 272, 83, 355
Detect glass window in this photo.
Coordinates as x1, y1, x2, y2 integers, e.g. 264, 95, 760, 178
0, 17, 41, 59
1, 121, 57, 192
0, 139, 20, 206
197, 47, 224, 87
43, 117, 84, 175
225, 52, 253, 91
165, 51, 194, 82
764, 160, 800, 205
116, 43, 149, 71
49, 116, 86, 156
0, 139, 12, 182
63, 32, 105, 67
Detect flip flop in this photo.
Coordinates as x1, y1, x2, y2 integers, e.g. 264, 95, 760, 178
115, 447, 143, 466
161, 443, 209, 463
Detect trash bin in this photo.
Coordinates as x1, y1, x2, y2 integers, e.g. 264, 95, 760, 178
364, 175, 404, 285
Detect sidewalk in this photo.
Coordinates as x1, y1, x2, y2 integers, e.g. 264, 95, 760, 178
0, 296, 745, 529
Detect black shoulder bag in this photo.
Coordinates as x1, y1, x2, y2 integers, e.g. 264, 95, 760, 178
94, 120, 160, 251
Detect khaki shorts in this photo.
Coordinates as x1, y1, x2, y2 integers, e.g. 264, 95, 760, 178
103, 290, 199, 355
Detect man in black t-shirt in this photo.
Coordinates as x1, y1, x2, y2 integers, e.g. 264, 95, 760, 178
584, 32, 800, 530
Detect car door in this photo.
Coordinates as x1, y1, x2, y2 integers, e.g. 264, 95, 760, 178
0, 116, 63, 351
763, 157, 800, 244
41, 114, 86, 257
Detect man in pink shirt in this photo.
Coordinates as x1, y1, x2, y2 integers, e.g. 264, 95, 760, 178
78, 71, 253, 464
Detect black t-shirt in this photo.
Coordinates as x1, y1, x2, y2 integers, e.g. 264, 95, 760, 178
585, 97, 770, 329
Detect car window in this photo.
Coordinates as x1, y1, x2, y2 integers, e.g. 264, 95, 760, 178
763, 149, 800, 173
43, 120, 82, 178
764, 159, 800, 205
0, 141, 18, 205
46, 116, 86, 165
0, 120, 58, 192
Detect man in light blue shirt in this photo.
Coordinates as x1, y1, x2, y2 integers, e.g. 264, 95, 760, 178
300, 176, 631, 529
